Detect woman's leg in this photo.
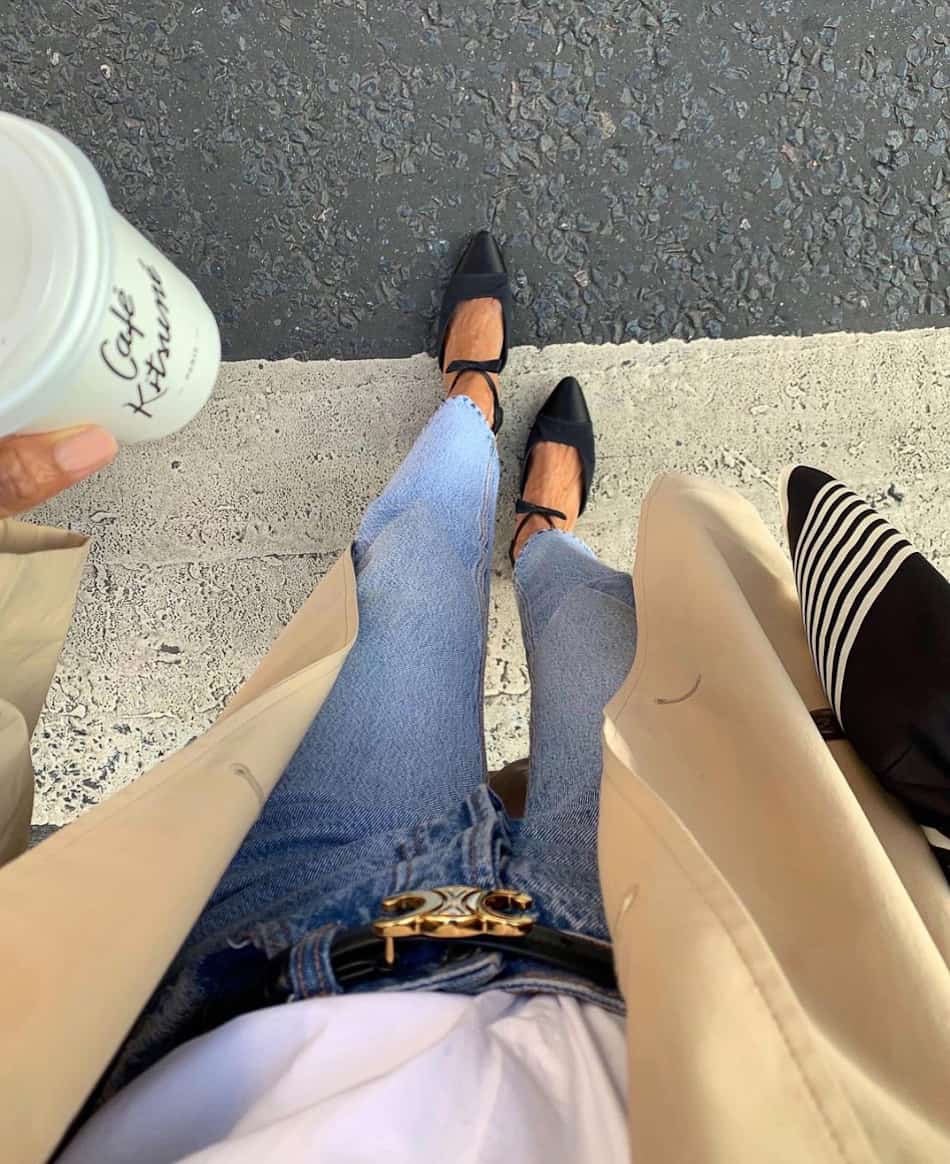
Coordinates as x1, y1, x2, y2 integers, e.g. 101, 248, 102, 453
92, 302, 513, 1107
202, 297, 506, 923
209, 395, 499, 914
507, 529, 637, 940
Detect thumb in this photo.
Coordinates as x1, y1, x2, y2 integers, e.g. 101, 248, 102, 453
0, 427, 118, 518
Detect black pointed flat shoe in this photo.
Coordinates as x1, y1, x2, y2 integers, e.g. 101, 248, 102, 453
509, 376, 596, 565
437, 230, 510, 434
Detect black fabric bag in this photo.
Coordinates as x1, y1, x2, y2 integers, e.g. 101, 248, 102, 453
783, 466, 950, 880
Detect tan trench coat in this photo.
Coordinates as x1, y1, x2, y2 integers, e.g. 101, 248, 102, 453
0, 474, 948, 1163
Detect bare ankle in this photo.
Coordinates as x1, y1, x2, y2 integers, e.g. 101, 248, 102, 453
441, 298, 503, 429
512, 514, 551, 560
512, 441, 583, 560
447, 373, 496, 428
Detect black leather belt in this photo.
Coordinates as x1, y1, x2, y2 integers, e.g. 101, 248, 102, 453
271, 884, 618, 994
331, 922, 617, 990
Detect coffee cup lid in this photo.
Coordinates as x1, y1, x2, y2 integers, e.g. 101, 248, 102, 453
0, 114, 113, 434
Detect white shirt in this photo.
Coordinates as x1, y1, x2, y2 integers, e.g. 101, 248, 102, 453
62, 990, 629, 1164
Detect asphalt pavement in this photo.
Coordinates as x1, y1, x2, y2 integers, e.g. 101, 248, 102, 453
4, 0, 950, 359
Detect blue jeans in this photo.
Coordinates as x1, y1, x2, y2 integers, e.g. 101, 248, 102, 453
100, 397, 637, 1099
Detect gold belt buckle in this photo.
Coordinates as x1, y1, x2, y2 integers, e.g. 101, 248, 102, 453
373, 884, 536, 966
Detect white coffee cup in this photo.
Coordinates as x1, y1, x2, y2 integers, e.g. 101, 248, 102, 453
0, 113, 221, 443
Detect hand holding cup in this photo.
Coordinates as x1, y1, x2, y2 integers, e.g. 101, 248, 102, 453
0, 426, 117, 518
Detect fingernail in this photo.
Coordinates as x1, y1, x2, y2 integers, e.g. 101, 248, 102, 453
52, 428, 119, 476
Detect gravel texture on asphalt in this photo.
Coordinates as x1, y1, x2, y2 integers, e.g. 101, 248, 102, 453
3, 1, 950, 359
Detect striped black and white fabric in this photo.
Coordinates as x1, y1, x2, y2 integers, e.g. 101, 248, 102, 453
783, 466, 950, 882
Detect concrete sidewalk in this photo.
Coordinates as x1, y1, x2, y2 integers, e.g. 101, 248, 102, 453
32, 328, 950, 823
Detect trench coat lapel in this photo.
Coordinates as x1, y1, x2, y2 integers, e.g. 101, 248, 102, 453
0, 522, 88, 865
0, 528, 358, 1164
599, 474, 950, 1164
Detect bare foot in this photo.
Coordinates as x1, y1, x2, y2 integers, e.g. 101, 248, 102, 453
511, 440, 584, 561
442, 297, 503, 429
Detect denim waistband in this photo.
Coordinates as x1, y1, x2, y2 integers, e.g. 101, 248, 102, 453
97, 786, 624, 1112
281, 920, 625, 1014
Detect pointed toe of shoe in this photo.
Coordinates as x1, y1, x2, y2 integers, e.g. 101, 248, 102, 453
542, 376, 591, 424
457, 230, 507, 276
